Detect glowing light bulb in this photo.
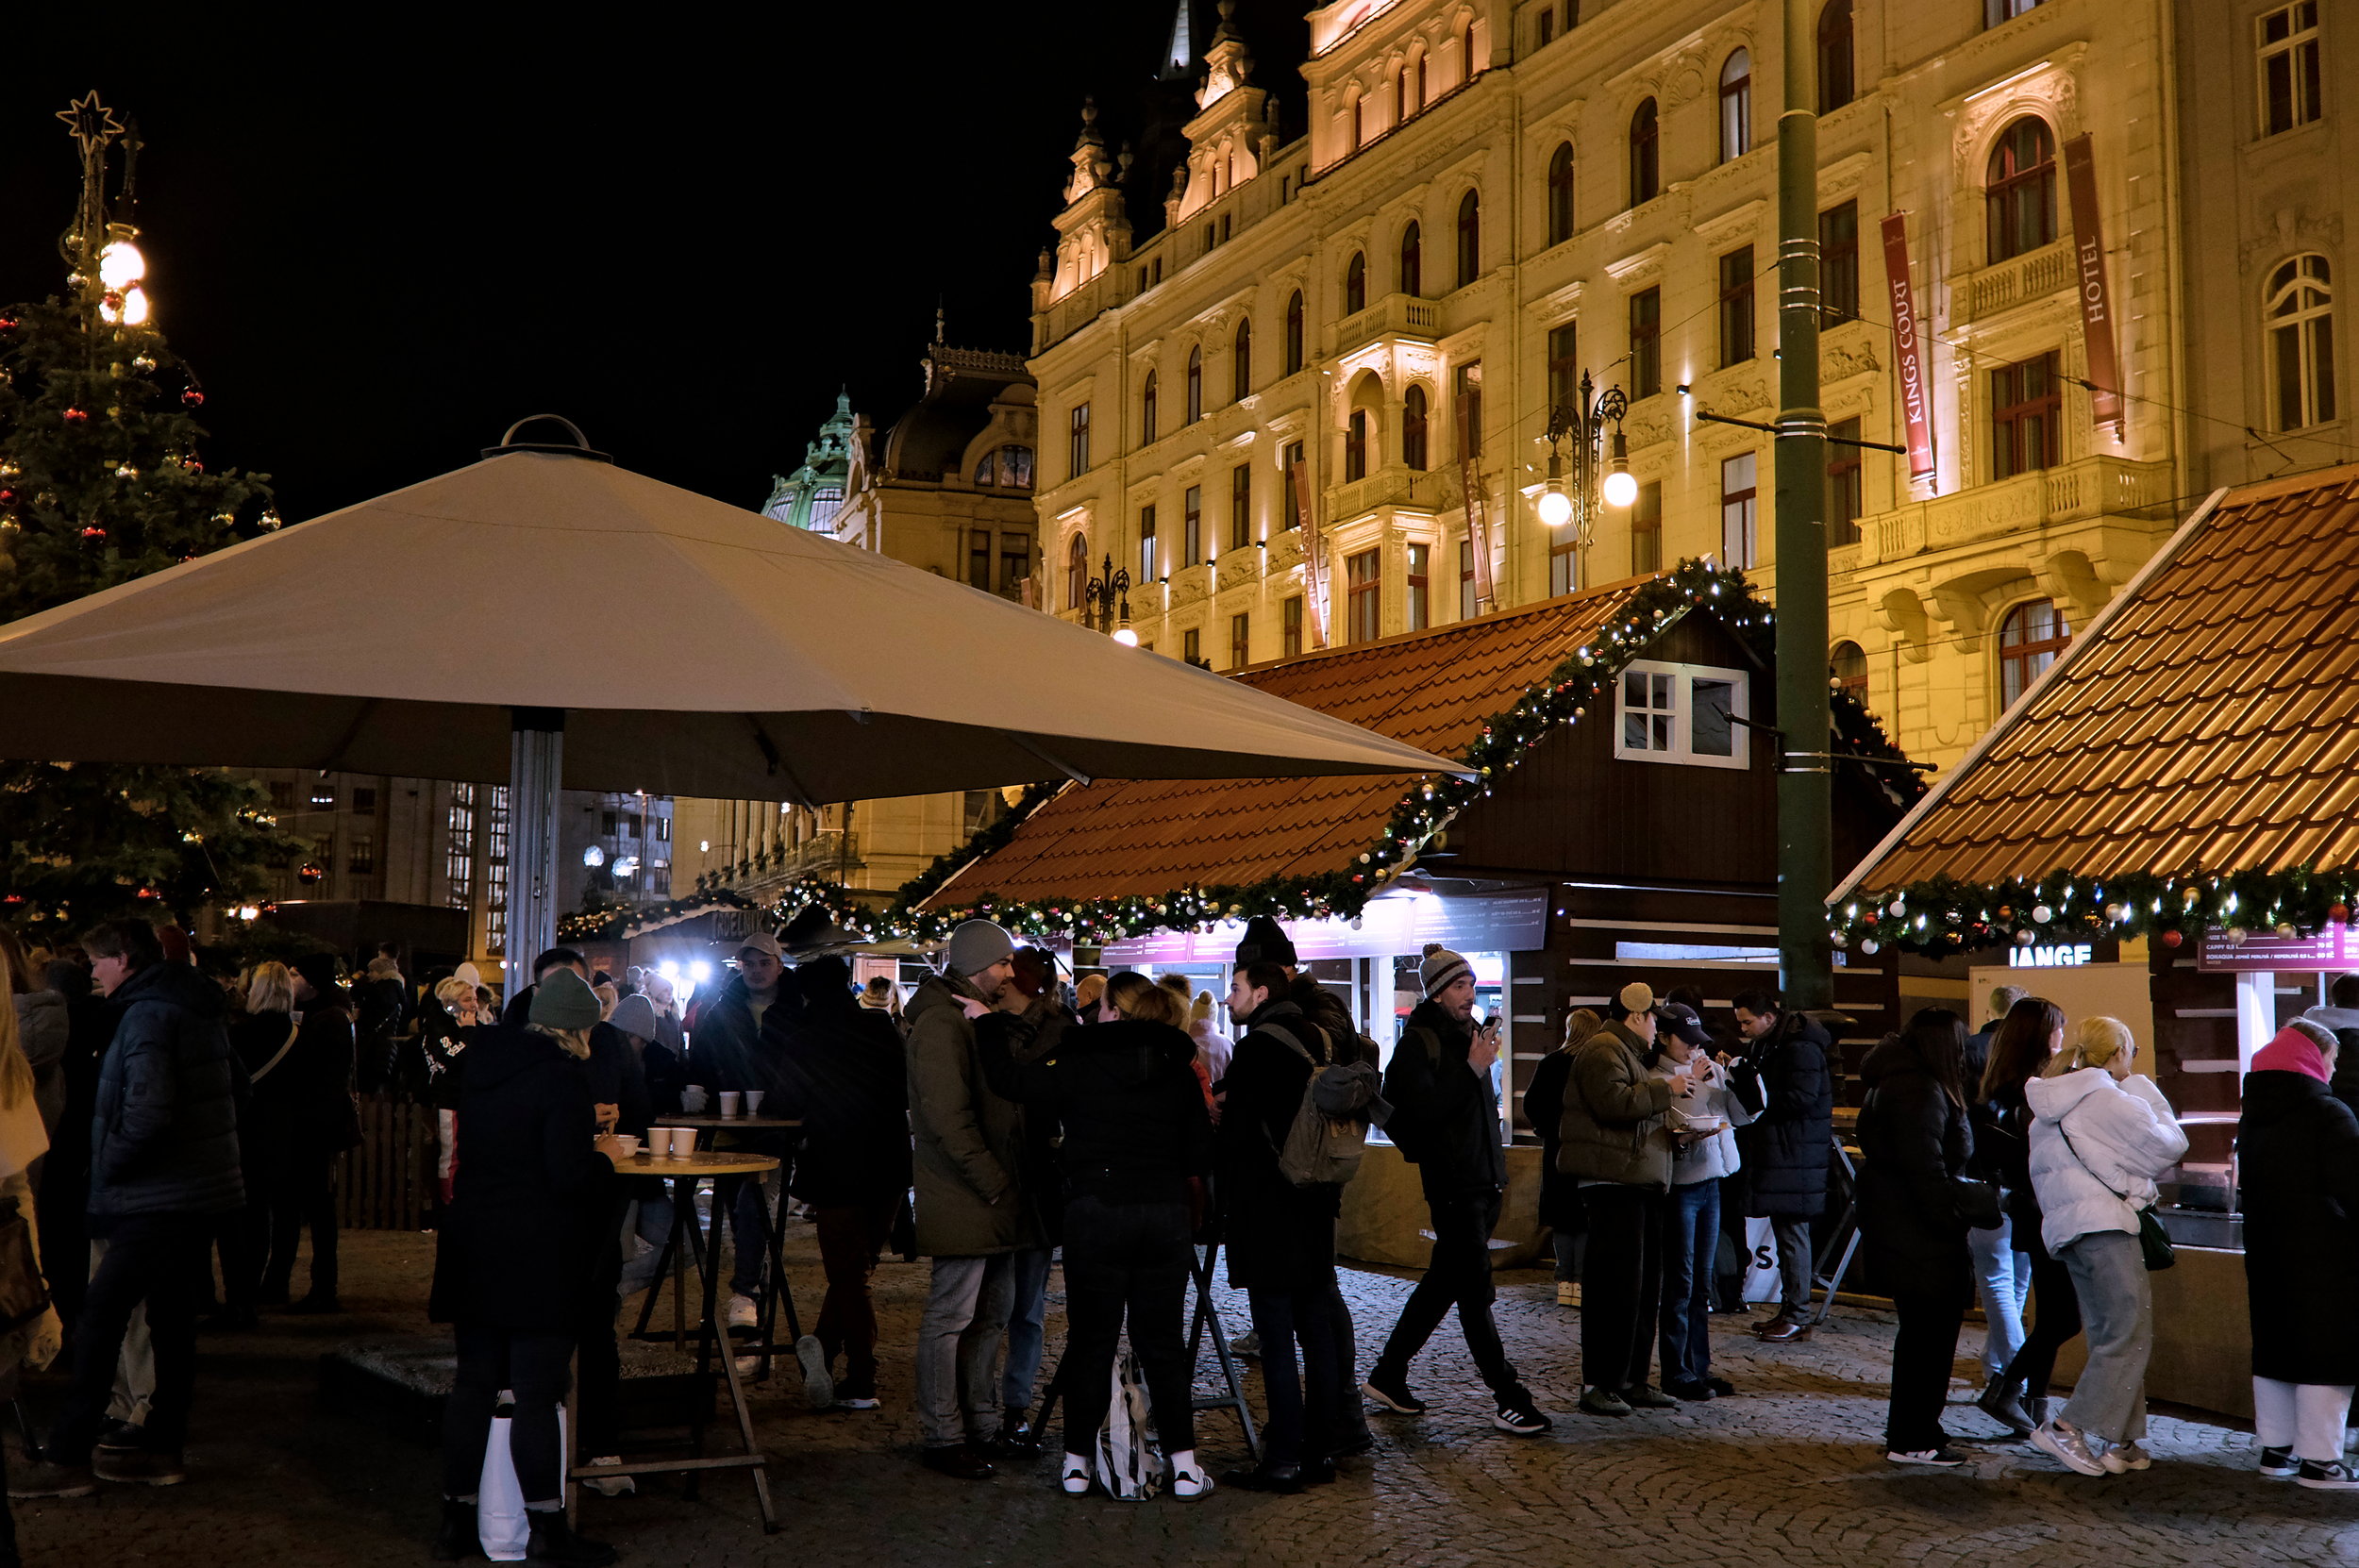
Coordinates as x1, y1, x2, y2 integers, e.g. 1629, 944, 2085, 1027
1602, 468, 1639, 509
1536, 486, 1574, 527
689, 960, 713, 983
121, 286, 151, 325
1113, 625, 1141, 646
99, 241, 145, 288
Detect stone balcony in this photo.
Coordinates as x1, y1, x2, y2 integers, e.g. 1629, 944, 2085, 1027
1331, 292, 1443, 354
1329, 462, 1462, 523
1951, 237, 2076, 327
1845, 454, 2179, 568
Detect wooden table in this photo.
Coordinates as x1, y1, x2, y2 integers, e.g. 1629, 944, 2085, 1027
639, 1118, 807, 1372
570, 1151, 780, 1531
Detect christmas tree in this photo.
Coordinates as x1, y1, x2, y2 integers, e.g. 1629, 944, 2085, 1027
0, 93, 295, 942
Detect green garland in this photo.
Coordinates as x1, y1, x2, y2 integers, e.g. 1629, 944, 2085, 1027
556, 887, 759, 943
1831, 866, 2359, 959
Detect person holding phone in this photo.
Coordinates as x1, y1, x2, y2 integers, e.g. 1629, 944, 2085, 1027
1650, 1003, 1752, 1400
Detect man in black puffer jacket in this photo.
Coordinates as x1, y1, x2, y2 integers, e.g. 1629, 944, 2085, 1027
1728, 989, 1835, 1343
1364, 949, 1550, 1436
20, 920, 245, 1495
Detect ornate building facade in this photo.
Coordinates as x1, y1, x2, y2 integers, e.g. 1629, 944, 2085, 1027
1029, 0, 2190, 771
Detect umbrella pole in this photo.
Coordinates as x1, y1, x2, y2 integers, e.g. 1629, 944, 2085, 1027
506, 708, 565, 997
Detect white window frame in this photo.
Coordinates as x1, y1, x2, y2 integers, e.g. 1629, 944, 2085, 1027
2257, 1, 2323, 138
1614, 659, 1752, 770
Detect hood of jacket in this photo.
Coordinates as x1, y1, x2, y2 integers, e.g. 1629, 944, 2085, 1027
13, 989, 67, 1040
906, 973, 983, 1031
114, 959, 226, 1024
2025, 1065, 2116, 1124
1859, 1031, 1933, 1091
459, 1023, 572, 1093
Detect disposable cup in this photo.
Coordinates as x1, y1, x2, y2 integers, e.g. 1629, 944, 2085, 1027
612, 1135, 641, 1159
745, 1090, 766, 1114
719, 1091, 742, 1118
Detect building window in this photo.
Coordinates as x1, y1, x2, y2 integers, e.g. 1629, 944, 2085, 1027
269, 779, 294, 810
1630, 98, 1659, 207
975, 447, 1034, 488
1631, 479, 1663, 574
2268, 254, 2337, 429
1346, 409, 1369, 481
1463, 25, 1476, 79
1828, 417, 1864, 544
1398, 221, 1423, 297
486, 784, 510, 957
1183, 485, 1203, 565
1831, 640, 1869, 701
1548, 324, 1579, 410
1820, 201, 1859, 322
348, 834, 376, 876
310, 781, 337, 809
2260, 3, 2324, 136
1629, 287, 1662, 397
1415, 49, 1428, 106
1203, 222, 1215, 257
1139, 505, 1158, 583
1285, 291, 1306, 374
1183, 627, 1201, 664
1719, 49, 1752, 162
1818, 0, 1855, 111
1718, 246, 1755, 367
1407, 543, 1431, 630
1282, 440, 1306, 526
1067, 533, 1090, 610
1397, 65, 1411, 124
1455, 190, 1481, 288
1547, 142, 1576, 245
1346, 251, 1367, 314
968, 529, 992, 591
1985, 116, 2057, 262
351, 787, 376, 813
1347, 548, 1382, 642
1459, 539, 1478, 620
1230, 461, 1253, 551
1455, 361, 1483, 459
1232, 317, 1253, 401
1991, 351, 2063, 478
1537, 6, 1556, 45
1068, 402, 1091, 477
1230, 611, 1252, 669
1402, 385, 1430, 470
1984, 0, 2048, 26
1616, 659, 1751, 769
1999, 600, 2070, 707
1186, 345, 1203, 423
445, 781, 477, 911
1549, 531, 1579, 598
1720, 452, 1759, 569
1140, 372, 1158, 446
1283, 594, 1304, 657
1000, 540, 1029, 597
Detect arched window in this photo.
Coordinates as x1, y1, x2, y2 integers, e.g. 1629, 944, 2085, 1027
1630, 98, 1660, 208
1352, 89, 1367, 149
1719, 49, 1752, 162
1185, 345, 1203, 423
1346, 251, 1367, 314
1547, 142, 1577, 245
1232, 317, 1253, 402
1140, 371, 1159, 446
1984, 117, 2057, 261
1396, 66, 1410, 125
1999, 600, 2070, 708
1830, 640, 1867, 700
1345, 409, 1369, 481
1415, 50, 1428, 108
1455, 190, 1481, 288
1284, 290, 1305, 375
1066, 534, 1091, 612
1463, 25, 1476, 81
1817, 0, 1855, 113
2268, 254, 2337, 430
1403, 384, 1430, 471
1398, 221, 1423, 296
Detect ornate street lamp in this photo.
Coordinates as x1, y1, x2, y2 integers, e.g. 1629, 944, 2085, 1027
1082, 553, 1138, 645
1536, 370, 1635, 579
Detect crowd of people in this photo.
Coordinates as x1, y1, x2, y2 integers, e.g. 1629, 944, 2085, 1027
0, 912, 2353, 1565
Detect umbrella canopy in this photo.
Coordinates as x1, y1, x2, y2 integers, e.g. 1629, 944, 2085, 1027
0, 445, 1465, 797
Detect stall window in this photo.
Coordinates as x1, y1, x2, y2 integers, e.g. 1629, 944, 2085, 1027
1615, 659, 1751, 769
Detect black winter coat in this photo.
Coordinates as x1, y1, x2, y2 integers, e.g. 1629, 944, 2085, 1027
231, 1008, 300, 1183
1853, 1035, 1973, 1299
1381, 1001, 1505, 1197
773, 974, 912, 1208
983, 1017, 1210, 1206
1735, 1013, 1835, 1218
1524, 1047, 1582, 1229
283, 986, 362, 1159
88, 961, 247, 1223
2238, 1068, 2359, 1386
428, 1025, 611, 1330
1218, 999, 1340, 1292
689, 976, 782, 1100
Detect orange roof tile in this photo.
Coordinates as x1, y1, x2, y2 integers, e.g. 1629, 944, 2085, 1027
922, 581, 1651, 909
1841, 464, 2359, 895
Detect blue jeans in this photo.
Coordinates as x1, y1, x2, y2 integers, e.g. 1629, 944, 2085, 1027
1659, 1179, 1720, 1386
1000, 1245, 1053, 1416
1967, 1215, 2031, 1379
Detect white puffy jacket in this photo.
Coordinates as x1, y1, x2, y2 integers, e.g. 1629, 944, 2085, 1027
1649, 1058, 1755, 1184
2025, 1068, 2188, 1253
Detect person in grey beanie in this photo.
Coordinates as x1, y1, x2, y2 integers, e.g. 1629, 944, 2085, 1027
903, 920, 1035, 1480
1364, 950, 1551, 1436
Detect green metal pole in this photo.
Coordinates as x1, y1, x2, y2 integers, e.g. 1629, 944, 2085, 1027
1775, 0, 1832, 1010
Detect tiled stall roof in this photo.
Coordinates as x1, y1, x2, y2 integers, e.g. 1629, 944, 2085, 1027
1844, 464, 2359, 893
924, 581, 1647, 908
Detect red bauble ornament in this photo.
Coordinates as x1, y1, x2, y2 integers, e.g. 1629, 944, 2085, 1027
78, 526, 106, 541
0, 491, 13, 506
181, 389, 205, 409
2161, 928, 2184, 949
182, 458, 203, 473
0, 317, 16, 331
61, 408, 88, 424
2332, 903, 2352, 924
1863, 912, 1878, 926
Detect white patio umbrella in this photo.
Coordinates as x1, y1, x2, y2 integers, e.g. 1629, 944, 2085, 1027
0, 423, 1465, 986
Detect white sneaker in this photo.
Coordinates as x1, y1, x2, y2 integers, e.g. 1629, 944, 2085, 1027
2100, 1440, 2152, 1474
795, 1333, 835, 1411
727, 1293, 760, 1330
580, 1456, 635, 1497
2032, 1419, 2106, 1476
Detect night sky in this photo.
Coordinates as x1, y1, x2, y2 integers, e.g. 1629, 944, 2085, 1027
2, 5, 1308, 522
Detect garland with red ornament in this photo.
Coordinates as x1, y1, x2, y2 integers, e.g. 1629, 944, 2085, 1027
1830, 866, 2359, 959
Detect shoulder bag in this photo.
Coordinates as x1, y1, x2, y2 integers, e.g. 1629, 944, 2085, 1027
2057, 1119, 2175, 1271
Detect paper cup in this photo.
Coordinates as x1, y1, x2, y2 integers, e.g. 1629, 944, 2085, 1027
665, 1127, 694, 1158
744, 1090, 766, 1115
612, 1135, 641, 1159
718, 1091, 742, 1118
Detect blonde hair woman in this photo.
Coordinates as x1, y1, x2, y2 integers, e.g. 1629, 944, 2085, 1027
0, 993, 61, 1543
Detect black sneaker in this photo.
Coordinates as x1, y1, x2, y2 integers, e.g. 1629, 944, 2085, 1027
1704, 1376, 1737, 1397
2259, 1444, 2300, 1479
919, 1443, 995, 1481
1662, 1377, 1715, 1401
1362, 1372, 1427, 1415
2299, 1460, 2359, 1491
1493, 1400, 1552, 1436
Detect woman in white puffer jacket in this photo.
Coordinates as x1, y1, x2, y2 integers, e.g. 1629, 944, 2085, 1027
2023, 1016, 2188, 1478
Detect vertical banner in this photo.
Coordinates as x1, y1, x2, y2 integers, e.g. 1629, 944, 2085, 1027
2063, 134, 2125, 435
1880, 213, 1937, 487
1290, 458, 1329, 649
1455, 399, 1496, 610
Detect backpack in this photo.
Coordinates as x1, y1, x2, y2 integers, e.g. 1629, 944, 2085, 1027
1261, 1023, 1388, 1189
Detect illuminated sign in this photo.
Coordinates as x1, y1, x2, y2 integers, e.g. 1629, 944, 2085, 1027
2010, 943, 2092, 969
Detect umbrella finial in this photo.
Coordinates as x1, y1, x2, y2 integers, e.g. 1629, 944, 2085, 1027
484, 415, 611, 463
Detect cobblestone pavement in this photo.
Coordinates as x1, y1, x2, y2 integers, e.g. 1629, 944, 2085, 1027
9, 1222, 2353, 1568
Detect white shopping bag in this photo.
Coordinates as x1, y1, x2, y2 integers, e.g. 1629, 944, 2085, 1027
1093, 1350, 1164, 1501
476, 1393, 566, 1561
1740, 1216, 1784, 1304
